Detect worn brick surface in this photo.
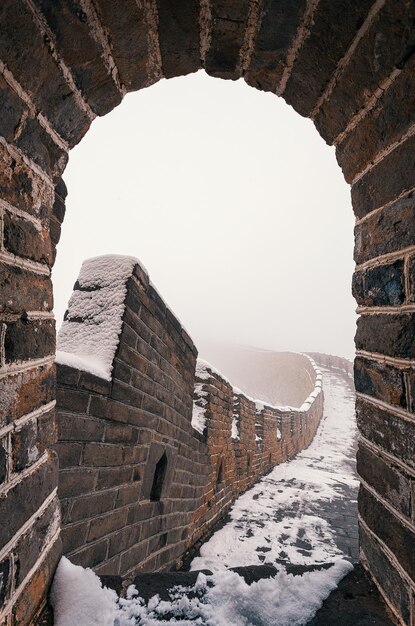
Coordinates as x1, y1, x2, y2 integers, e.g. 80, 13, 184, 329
205, 0, 250, 79
314, 0, 415, 144
352, 133, 415, 219
352, 261, 405, 307
359, 525, 411, 625
283, 0, 373, 117
354, 195, 415, 265
245, 0, 306, 92
356, 313, 415, 359
357, 443, 412, 519
356, 397, 415, 471
359, 485, 415, 582
0, 0, 91, 145
354, 357, 406, 408
156, 0, 201, 78
4, 319, 55, 363
33, 0, 122, 116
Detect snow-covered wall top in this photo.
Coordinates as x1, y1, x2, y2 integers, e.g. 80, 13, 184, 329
56, 255, 141, 381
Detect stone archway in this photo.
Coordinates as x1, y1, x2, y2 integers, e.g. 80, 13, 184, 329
0, 1, 415, 623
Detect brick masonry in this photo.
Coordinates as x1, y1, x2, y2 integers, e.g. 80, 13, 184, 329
0, 2, 414, 624
55, 258, 323, 581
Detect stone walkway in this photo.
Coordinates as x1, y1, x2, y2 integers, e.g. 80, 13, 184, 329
190, 367, 360, 572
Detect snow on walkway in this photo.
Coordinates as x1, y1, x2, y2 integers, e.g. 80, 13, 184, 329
191, 367, 359, 571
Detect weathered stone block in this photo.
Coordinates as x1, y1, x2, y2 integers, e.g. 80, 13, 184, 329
337, 54, 415, 183
87, 509, 128, 543
356, 313, 415, 359
119, 540, 149, 575
0, 452, 58, 548
354, 357, 406, 408
12, 418, 39, 471
61, 519, 89, 554
15, 114, 68, 179
352, 261, 405, 307
204, 0, 250, 79
314, 0, 415, 144
58, 467, 97, 499
4, 318, 55, 363
156, 0, 201, 78
354, 195, 415, 265
357, 443, 411, 519
283, 0, 373, 117
69, 490, 117, 523
359, 485, 415, 581
57, 413, 104, 442
352, 133, 415, 219
245, 0, 306, 92
56, 388, 89, 413
0, 264, 53, 318
0, 0, 91, 145
33, 0, 122, 116
96, 466, 132, 490
82, 442, 124, 467
69, 538, 108, 568
356, 397, 415, 471
93, 0, 149, 91
360, 524, 411, 624
108, 524, 142, 558
14, 497, 59, 586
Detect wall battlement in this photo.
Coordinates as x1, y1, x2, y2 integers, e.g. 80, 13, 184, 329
55, 256, 323, 579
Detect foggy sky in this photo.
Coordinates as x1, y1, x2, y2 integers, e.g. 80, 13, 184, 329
53, 72, 356, 360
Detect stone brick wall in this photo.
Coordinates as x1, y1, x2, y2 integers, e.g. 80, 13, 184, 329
307, 353, 354, 378
55, 257, 323, 581
0, 2, 414, 623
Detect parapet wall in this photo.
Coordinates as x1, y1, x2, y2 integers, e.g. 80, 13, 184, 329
307, 352, 354, 378
55, 256, 324, 579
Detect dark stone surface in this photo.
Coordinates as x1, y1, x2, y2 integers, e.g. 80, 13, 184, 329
352, 132, 415, 219
4, 318, 55, 363
307, 565, 395, 625
337, 53, 415, 183
357, 443, 412, 520
360, 525, 411, 623
245, 0, 306, 92
354, 356, 406, 408
0, 0, 90, 145
33, 0, 122, 116
0, 265, 53, 317
352, 261, 405, 307
284, 0, 373, 117
359, 485, 415, 581
314, 0, 415, 144
356, 396, 415, 472
205, 0, 250, 79
355, 313, 415, 359
156, 0, 201, 78
354, 195, 415, 265
0, 453, 58, 548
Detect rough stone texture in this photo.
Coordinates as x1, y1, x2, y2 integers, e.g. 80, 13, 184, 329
352, 261, 405, 307
245, 0, 306, 93
55, 260, 322, 581
204, 0, 250, 79
354, 356, 406, 409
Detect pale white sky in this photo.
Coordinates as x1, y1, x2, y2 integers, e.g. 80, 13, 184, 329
53, 71, 356, 360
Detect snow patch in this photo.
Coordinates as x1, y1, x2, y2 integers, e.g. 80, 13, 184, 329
50, 557, 117, 626
192, 382, 208, 434
57, 255, 139, 381
50, 556, 353, 626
